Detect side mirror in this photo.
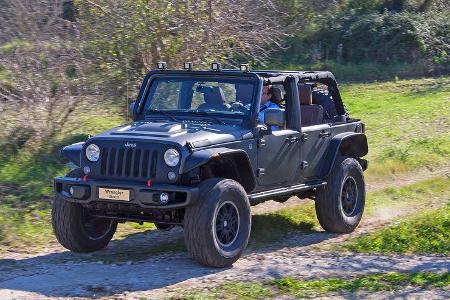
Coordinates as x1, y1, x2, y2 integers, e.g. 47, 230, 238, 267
264, 108, 285, 127
129, 101, 136, 120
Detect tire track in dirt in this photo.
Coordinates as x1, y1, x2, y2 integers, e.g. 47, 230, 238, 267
0, 168, 449, 299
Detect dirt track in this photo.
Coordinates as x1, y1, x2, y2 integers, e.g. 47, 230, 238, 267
0, 168, 449, 299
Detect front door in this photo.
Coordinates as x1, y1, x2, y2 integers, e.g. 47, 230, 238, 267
256, 129, 301, 188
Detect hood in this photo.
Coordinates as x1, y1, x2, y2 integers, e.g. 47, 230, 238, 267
91, 121, 253, 149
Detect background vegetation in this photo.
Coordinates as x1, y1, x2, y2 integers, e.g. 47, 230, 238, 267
0, 0, 449, 253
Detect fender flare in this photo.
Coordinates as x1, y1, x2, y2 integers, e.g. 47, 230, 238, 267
181, 147, 256, 192
61, 142, 84, 167
320, 132, 368, 178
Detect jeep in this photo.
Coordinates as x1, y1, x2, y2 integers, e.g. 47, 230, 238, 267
52, 63, 368, 267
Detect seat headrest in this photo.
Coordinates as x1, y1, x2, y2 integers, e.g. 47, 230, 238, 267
204, 87, 226, 105
271, 86, 283, 104
298, 84, 312, 105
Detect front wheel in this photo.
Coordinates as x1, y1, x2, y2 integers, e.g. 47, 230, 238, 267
184, 178, 251, 267
315, 157, 365, 233
52, 169, 117, 252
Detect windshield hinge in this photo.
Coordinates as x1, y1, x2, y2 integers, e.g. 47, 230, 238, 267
186, 141, 195, 153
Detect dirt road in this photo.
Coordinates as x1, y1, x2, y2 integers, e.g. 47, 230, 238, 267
0, 168, 449, 299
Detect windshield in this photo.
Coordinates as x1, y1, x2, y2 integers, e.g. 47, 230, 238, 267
142, 77, 256, 118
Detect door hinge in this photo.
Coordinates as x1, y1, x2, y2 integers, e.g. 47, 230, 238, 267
301, 161, 309, 169
257, 139, 266, 148
301, 133, 308, 142
257, 168, 265, 177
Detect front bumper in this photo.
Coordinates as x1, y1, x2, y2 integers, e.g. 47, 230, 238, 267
54, 176, 199, 209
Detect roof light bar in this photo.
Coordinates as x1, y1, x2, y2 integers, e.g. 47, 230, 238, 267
157, 61, 167, 70
183, 62, 193, 71
211, 62, 221, 71
240, 64, 250, 72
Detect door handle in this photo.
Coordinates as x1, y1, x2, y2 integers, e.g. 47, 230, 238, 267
319, 131, 331, 138
286, 136, 299, 143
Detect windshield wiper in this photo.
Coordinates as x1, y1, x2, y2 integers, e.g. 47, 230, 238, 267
188, 110, 226, 125
145, 108, 177, 121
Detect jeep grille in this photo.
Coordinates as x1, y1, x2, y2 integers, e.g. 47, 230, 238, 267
100, 147, 158, 179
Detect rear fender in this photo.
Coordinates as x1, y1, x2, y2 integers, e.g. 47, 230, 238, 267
320, 133, 368, 178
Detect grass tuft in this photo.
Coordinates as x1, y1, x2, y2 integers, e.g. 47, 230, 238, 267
343, 203, 450, 254
178, 272, 450, 299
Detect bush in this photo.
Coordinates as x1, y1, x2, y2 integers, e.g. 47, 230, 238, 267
270, 8, 450, 76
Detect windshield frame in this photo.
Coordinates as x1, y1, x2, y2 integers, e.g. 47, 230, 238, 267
134, 70, 262, 128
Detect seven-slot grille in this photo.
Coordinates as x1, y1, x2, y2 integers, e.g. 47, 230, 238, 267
100, 146, 158, 179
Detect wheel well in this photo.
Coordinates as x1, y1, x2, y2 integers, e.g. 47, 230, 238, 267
339, 134, 368, 158
199, 152, 256, 192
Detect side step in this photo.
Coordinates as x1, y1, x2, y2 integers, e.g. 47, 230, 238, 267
248, 181, 326, 205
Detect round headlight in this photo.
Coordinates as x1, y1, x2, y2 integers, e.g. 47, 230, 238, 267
86, 144, 100, 162
164, 148, 180, 167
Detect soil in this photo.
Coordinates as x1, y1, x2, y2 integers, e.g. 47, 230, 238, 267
0, 167, 449, 299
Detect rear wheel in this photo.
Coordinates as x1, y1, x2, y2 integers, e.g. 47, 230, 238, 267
52, 169, 117, 252
315, 157, 365, 233
184, 178, 251, 267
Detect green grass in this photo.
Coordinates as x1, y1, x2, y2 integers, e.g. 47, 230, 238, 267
364, 177, 450, 215
340, 77, 450, 179
0, 106, 124, 254
178, 272, 450, 299
249, 203, 317, 247
0, 76, 449, 253
343, 203, 450, 254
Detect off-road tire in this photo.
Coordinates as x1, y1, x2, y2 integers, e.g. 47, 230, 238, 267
52, 169, 117, 252
184, 178, 251, 267
315, 157, 365, 233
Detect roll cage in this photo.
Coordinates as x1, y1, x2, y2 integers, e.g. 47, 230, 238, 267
132, 69, 346, 129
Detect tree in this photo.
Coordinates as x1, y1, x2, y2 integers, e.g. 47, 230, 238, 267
75, 0, 285, 99
0, 0, 91, 146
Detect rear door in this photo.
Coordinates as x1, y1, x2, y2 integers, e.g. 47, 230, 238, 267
300, 123, 332, 180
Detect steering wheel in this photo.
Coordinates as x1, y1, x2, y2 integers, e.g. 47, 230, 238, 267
229, 101, 249, 113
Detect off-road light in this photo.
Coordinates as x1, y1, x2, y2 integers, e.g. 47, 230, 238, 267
167, 171, 176, 181
164, 148, 180, 167
86, 144, 100, 162
211, 62, 221, 71
83, 166, 91, 175
240, 64, 250, 72
160, 192, 170, 205
157, 61, 167, 70
183, 62, 193, 71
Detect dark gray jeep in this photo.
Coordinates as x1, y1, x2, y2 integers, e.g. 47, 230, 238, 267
52, 63, 368, 267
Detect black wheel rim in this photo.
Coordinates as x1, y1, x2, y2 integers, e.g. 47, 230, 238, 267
82, 213, 113, 240
341, 176, 358, 217
215, 201, 240, 247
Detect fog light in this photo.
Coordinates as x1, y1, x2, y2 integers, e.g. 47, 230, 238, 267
183, 62, 193, 71
68, 185, 90, 199
240, 64, 250, 72
167, 171, 176, 181
211, 62, 221, 71
157, 61, 167, 70
160, 193, 170, 205
83, 166, 91, 174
